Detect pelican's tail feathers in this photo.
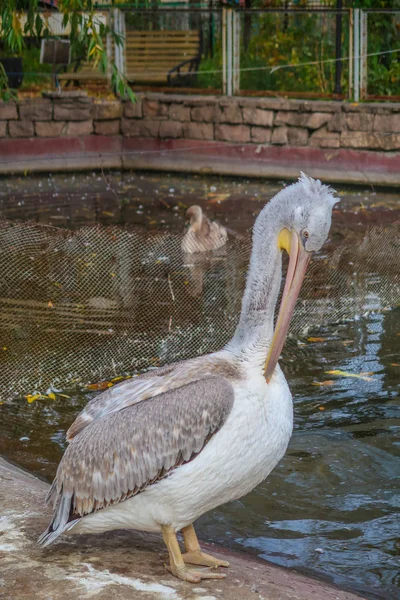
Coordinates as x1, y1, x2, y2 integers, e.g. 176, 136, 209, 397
38, 486, 79, 547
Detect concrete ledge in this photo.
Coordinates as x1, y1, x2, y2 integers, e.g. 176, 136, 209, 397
0, 457, 365, 600
0, 136, 399, 186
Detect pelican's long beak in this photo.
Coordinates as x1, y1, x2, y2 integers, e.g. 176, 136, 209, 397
264, 229, 311, 381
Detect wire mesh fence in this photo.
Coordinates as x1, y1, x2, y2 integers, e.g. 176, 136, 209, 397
0, 213, 398, 402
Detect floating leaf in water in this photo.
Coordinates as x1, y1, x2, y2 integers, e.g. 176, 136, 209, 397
25, 393, 42, 403
391, 363, 399, 367
325, 369, 374, 382
58, 393, 70, 398
102, 211, 114, 217
312, 380, 335, 387
2, 346, 7, 351
47, 392, 56, 400
318, 406, 326, 411
47, 301, 54, 308
86, 381, 113, 390
206, 193, 230, 204
342, 340, 353, 346
307, 337, 326, 343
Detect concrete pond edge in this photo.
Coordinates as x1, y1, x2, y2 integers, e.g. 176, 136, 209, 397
0, 456, 368, 600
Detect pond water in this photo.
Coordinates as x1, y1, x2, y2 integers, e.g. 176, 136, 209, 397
0, 172, 399, 600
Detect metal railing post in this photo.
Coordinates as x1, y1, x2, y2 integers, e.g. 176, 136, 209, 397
333, 0, 343, 95
227, 8, 233, 96
120, 9, 126, 79
353, 7, 360, 102
232, 9, 241, 95
222, 7, 227, 95
106, 11, 112, 84
349, 8, 353, 100
360, 9, 368, 100
222, 7, 234, 97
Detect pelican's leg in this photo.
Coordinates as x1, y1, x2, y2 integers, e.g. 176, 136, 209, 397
161, 525, 226, 583
181, 524, 230, 568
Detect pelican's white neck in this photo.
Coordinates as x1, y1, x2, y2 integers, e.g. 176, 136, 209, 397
225, 202, 283, 366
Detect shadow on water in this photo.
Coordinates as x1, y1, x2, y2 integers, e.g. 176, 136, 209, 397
0, 171, 399, 599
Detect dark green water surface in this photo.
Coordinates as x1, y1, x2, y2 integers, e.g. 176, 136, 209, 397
0, 172, 399, 599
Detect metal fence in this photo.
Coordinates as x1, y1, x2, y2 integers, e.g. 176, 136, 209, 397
3, 5, 399, 100
357, 8, 400, 101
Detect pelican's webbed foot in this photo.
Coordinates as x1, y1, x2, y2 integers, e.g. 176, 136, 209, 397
161, 524, 228, 584
182, 524, 229, 568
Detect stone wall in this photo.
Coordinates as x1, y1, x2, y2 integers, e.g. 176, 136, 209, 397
0, 92, 399, 152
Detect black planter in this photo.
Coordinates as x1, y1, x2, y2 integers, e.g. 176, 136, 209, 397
0, 57, 24, 89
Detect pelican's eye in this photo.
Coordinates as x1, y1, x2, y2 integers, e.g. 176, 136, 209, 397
301, 229, 310, 246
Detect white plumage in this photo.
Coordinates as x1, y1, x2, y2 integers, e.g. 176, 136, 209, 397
70, 364, 292, 535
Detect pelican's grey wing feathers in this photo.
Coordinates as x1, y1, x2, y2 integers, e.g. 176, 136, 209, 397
39, 376, 234, 546
66, 355, 239, 441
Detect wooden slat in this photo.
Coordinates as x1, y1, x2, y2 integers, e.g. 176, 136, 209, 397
58, 73, 108, 80
126, 34, 199, 39
126, 45, 199, 51
127, 55, 195, 62
127, 35, 199, 41
126, 30, 200, 36
128, 62, 191, 67
127, 74, 169, 83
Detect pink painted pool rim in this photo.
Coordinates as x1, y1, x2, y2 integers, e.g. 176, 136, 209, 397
0, 136, 399, 185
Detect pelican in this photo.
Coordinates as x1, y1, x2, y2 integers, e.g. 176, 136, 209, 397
39, 174, 338, 584
181, 205, 228, 253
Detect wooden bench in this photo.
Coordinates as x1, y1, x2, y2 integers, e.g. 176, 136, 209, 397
57, 60, 109, 87
57, 29, 202, 89
124, 30, 202, 86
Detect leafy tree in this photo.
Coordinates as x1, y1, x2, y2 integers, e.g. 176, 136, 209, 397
0, 0, 135, 101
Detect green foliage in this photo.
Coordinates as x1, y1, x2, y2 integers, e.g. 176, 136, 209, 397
198, 9, 398, 98
0, 0, 135, 102
366, 9, 400, 97
240, 12, 348, 94
197, 50, 223, 90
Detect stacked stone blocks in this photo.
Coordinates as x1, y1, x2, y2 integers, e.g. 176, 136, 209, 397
0, 93, 399, 151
